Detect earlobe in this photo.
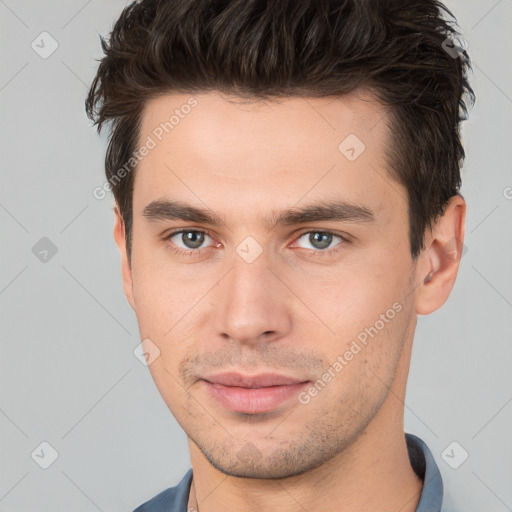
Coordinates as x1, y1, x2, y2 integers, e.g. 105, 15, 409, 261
113, 206, 136, 310
415, 195, 466, 316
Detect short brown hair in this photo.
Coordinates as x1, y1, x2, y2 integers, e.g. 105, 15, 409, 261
85, 0, 475, 263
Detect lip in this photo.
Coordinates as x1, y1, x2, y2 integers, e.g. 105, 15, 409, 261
202, 372, 310, 414
203, 372, 306, 388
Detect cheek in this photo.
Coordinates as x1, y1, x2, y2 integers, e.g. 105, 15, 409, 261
309, 299, 411, 421
130, 246, 201, 338
292, 248, 412, 395
297, 254, 410, 339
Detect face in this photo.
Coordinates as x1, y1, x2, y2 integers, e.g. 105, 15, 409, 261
119, 90, 423, 478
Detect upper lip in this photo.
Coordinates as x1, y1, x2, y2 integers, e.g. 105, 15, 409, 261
202, 372, 308, 388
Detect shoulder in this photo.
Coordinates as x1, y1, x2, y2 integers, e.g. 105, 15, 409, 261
132, 469, 193, 512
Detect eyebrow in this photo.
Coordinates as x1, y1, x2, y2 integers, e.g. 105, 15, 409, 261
142, 198, 375, 229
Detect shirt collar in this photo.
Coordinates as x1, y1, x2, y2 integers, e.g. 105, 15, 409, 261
406, 433, 444, 512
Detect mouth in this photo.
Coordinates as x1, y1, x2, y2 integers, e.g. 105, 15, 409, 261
201, 372, 310, 414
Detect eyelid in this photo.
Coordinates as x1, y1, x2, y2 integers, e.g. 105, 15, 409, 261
293, 227, 351, 242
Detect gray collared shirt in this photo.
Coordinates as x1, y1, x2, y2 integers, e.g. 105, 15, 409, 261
132, 433, 445, 512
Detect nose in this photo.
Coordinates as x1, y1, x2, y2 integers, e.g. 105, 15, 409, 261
213, 250, 293, 346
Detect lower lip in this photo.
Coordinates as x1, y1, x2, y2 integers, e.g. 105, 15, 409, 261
203, 381, 309, 414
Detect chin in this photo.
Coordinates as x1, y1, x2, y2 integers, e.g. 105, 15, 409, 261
201, 442, 336, 480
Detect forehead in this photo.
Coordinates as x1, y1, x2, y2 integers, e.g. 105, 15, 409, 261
138, 90, 388, 160
133, 90, 401, 226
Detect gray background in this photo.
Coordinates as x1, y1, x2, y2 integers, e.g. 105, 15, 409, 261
1, 0, 511, 510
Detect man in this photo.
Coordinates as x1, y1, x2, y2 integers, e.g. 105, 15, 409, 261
86, 0, 474, 510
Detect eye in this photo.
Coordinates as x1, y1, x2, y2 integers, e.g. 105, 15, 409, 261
293, 231, 346, 254
163, 229, 215, 256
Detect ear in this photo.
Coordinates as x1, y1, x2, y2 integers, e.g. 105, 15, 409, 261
414, 194, 466, 315
113, 205, 135, 310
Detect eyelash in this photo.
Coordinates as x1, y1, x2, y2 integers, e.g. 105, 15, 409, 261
162, 228, 349, 258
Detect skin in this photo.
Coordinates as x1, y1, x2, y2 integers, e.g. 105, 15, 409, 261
113, 90, 465, 512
